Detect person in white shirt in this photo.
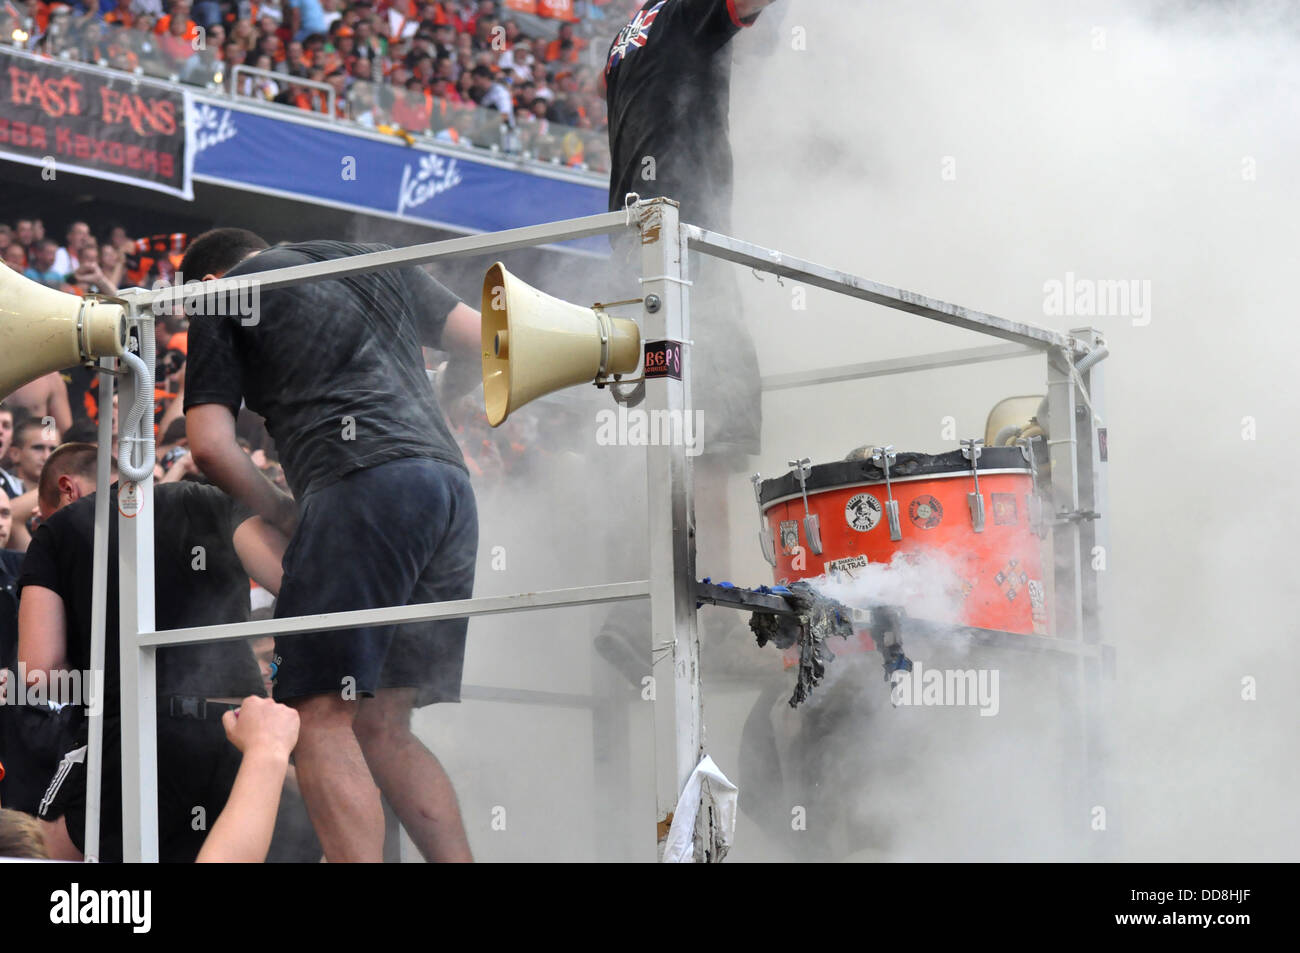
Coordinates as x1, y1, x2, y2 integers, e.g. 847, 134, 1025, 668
51, 221, 90, 277
470, 65, 514, 125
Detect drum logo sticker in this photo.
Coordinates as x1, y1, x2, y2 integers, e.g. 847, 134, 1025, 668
779, 520, 800, 554
992, 492, 1018, 525
909, 494, 943, 529
827, 554, 868, 575
995, 558, 1029, 601
845, 493, 883, 532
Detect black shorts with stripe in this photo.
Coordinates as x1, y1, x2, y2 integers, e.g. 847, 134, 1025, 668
39, 712, 244, 863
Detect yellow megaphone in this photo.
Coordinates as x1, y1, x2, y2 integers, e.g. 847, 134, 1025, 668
481, 262, 640, 427
0, 265, 127, 398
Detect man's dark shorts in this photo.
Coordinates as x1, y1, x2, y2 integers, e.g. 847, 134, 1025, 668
273, 456, 478, 708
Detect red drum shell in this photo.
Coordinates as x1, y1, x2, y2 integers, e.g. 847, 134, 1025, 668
762, 466, 1048, 640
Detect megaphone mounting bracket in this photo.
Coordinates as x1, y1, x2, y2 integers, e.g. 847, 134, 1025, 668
600, 374, 646, 408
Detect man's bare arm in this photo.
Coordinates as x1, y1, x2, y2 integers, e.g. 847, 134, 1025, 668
187, 404, 297, 536
437, 302, 483, 405
233, 516, 289, 597
196, 696, 299, 863
8, 488, 39, 551
47, 374, 73, 436
18, 586, 68, 678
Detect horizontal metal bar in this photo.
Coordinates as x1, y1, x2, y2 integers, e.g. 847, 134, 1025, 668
136, 581, 651, 648
122, 210, 634, 310
685, 226, 1082, 353
695, 581, 800, 616
460, 684, 604, 710
904, 619, 1109, 660
762, 343, 1038, 392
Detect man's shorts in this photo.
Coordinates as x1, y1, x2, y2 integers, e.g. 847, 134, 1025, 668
0, 702, 81, 815
273, 456, 478, 708
39, 713, 243, 863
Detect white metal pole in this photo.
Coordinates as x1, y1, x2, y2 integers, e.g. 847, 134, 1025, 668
636, 200, 703, 855
1073, 326, 1110, 855
117, 316, 158, 863
83, 355, 116, 863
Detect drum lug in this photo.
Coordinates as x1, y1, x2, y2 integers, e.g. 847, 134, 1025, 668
1027, 493, 1046, 538
871, 446, 902, 542
788, 458, 823, 555
961, 438, 986, 533
751, 473, 778, 566
885, 500, 902, 541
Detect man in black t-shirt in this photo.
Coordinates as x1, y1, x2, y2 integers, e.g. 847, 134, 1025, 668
181, 228, 482, 863
605, 0, 778, 234
604, 0, 779, 464
18, 443, 287, 861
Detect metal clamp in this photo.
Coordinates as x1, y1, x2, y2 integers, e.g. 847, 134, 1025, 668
1053, 508, 1101, 525
871, 446, 902, 541
787, 458, 823, 555
1016, 435, 1047, 539
751, 473, 777, 566
961, 438, 985, 533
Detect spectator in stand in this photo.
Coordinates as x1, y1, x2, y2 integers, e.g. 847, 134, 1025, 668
500, 34, 533, 82
52, 221, 90, 277
66, 242, 118, 297
13, 220, 35, 259
97, 242, 126, 290
222, 38, 246, 74
21, 444, 290, 862
5, 418, 61, 503
354, 15, 385, 59
288, 0, 328, 42
104, 0, 135, 29
282, 37, 307, 72
469, 63, 513, 123
231, 15, 258, 54
0, 225, 11, 256
544, 21, 585, 63
23, 239, 64, 289
2, 244, 26, 274
160, 10, 196, 68
430, 20, 456, 58
155, 0, 198, 42
0, 406, 21, 499
321, 0, 345, 32
530, 59, 554, 100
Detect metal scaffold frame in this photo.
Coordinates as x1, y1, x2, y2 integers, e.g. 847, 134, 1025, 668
91, 198, 1108, 862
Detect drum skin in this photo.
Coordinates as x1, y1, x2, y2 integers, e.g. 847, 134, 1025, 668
762, 466, 1048, 638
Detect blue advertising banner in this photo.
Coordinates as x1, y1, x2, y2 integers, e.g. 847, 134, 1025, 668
189, 98, 609, 254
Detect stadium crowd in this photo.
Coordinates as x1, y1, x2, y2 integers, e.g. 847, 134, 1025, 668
0, 0, 641, 171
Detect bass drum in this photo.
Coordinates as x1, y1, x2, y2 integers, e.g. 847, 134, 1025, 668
758, 448, 1049, 637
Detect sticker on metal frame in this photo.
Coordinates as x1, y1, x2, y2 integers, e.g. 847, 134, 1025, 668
644, 339, 683, 380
